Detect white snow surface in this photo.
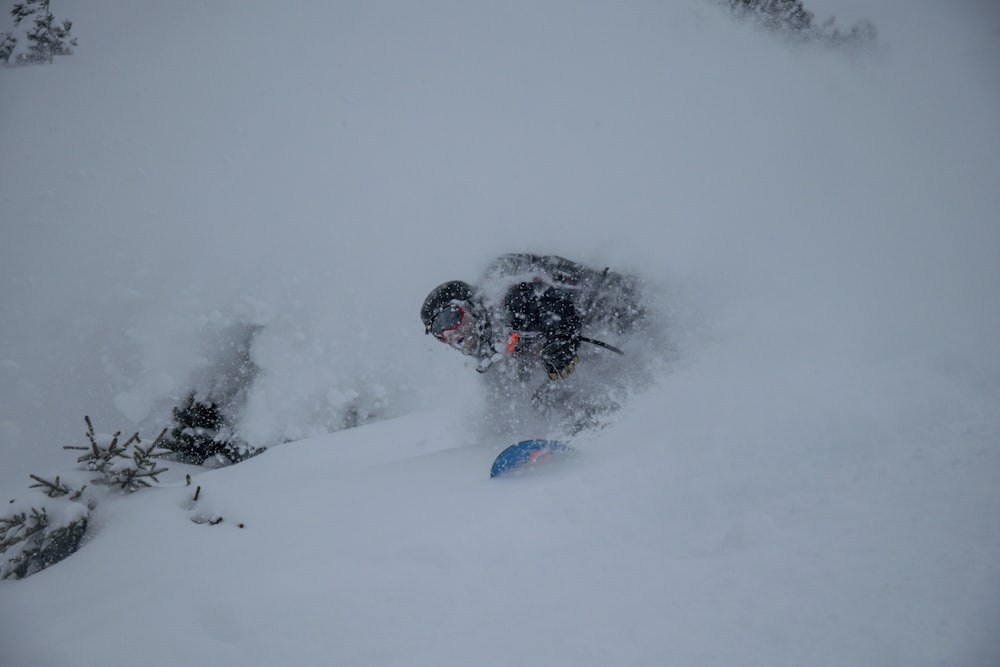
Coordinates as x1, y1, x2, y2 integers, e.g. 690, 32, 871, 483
2, 1, 999, 665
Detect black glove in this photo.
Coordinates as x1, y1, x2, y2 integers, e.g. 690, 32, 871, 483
541, 336, 580, 380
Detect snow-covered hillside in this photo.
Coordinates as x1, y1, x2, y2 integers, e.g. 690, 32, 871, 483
2, 1, 999, 665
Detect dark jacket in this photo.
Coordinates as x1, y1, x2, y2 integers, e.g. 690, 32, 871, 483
482, 253, 643, 336
502, 281, 580, 345
473, 254, 643, 374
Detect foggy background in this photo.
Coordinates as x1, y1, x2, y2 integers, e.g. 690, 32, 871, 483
2, 0, 998, 494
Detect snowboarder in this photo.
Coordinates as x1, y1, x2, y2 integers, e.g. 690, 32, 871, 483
420, 254, 645, 381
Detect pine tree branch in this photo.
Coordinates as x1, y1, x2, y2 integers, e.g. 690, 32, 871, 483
28, 474, 84, 499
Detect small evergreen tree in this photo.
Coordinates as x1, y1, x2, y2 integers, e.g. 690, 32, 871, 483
63, 416, 170, 492
0, 31, 15, 64
159, 323, 265, 466
723, 0, 876, 49
160, 392, 264, 465
0, 417, 170, 579
0, 506, 88, 579
728, 0, 813, 33
9, 0, 76, 65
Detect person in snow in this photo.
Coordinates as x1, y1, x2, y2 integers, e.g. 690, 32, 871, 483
420, 254, 645, 382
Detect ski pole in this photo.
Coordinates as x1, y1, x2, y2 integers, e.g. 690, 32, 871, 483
577, 336, 624, 355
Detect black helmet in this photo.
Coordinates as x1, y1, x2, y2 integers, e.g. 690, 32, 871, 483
420, 281, 474, 329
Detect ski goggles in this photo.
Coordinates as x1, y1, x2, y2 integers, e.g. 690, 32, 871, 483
427, 304, 466, 341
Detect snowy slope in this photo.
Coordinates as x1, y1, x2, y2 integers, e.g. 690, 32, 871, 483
2, 1, 1000, 665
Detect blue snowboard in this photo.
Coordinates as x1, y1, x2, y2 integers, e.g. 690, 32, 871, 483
489, 439, 572, 478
